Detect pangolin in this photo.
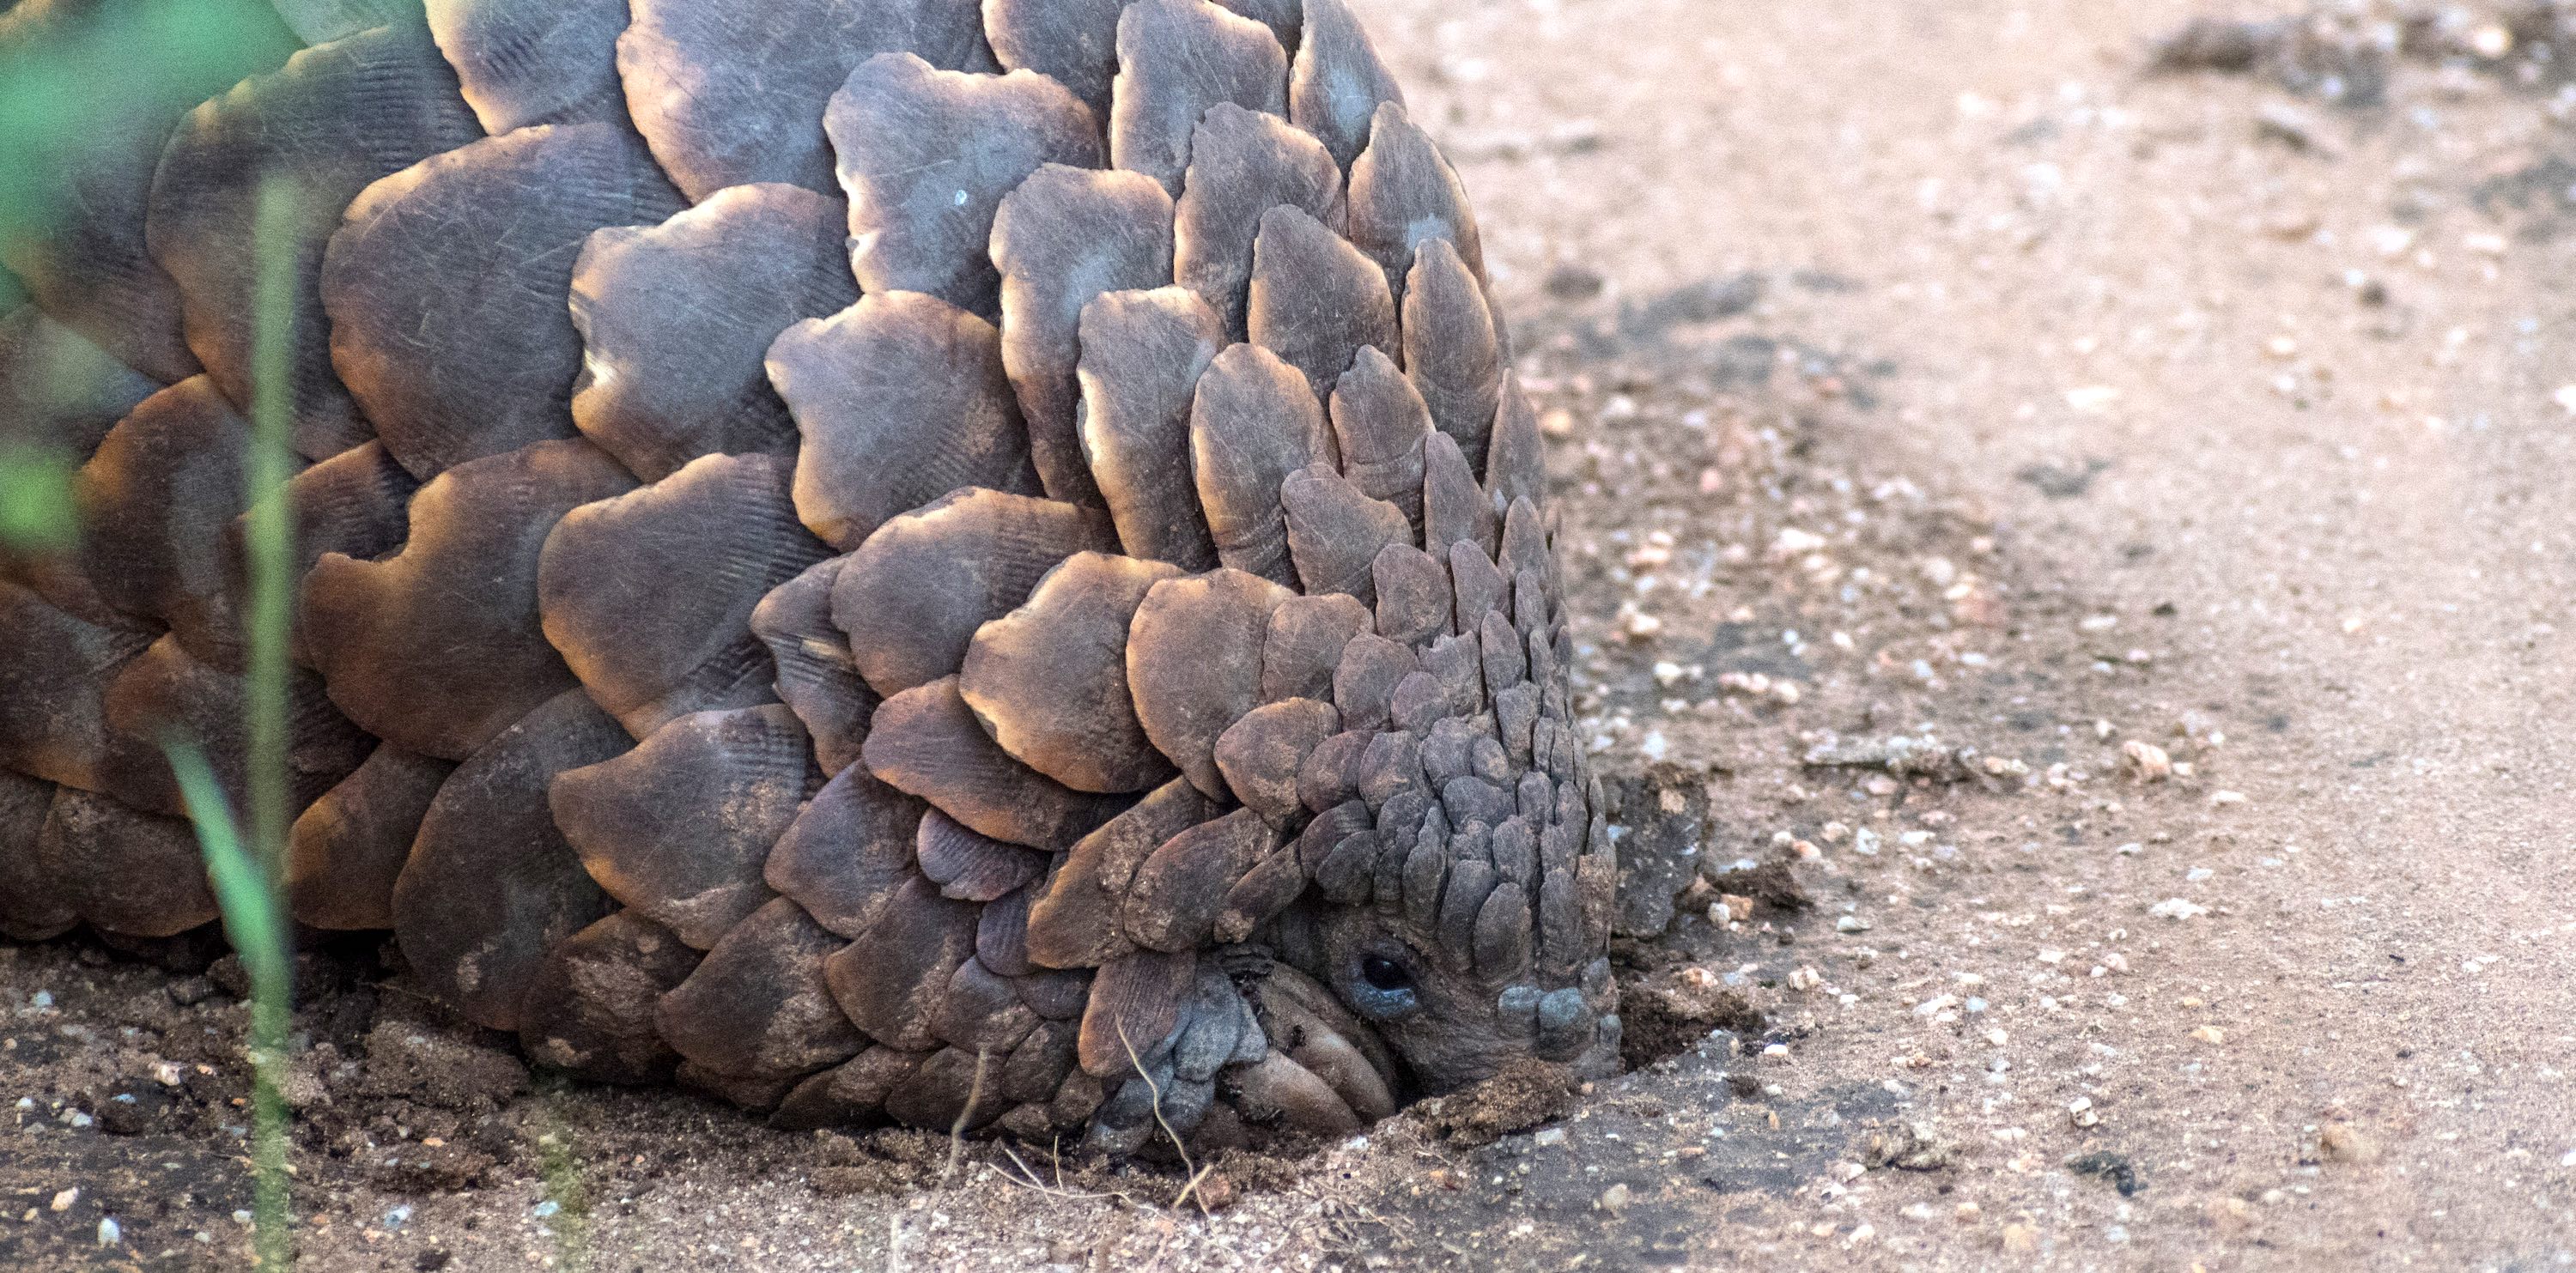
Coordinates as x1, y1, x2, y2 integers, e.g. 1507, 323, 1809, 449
0, 0, 1617, 1154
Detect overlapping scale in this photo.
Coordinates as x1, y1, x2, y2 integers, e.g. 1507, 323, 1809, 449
34, 788, 220, 939
960, 550, 1181, 793
301, 439, 635, 761
519, 910, 699, 1084
0, 579, 155, 792
96, 632, 369, 819
1247, 203, 1394, 401
148, 21, 482, 461
863, 676, 1131, 851
323, 123, 684, 478
748, 557, 876, 776
1074, 287, 1226, 570
1109, 0, 1287, 195
1190, 342, 1332, 585
1401, 239, 1504, 473
426, 0, 630, 133
1285, 0, 1401, 169
392, 689, 632, 1031
0, 769, 72, 943
1, 0, 1609, 1151
769, 292, 1044, 551
540, 452, 828, 737
570, 184, 856, 482
991, 165, 1175, 505
825, 52, 1100, 318
1127, 567, 1294, 798
618, 0, 991, 202
1173, 102, 1342, 340
287, 743, 456, 931
660, 894, 865, 1080
72, 377, 261, 670
830, 488, 1114, 697
763, 763, 924, 938
552, 704, 814, 949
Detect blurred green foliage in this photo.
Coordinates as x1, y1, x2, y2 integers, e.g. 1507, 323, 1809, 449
0, 0, 299, 249
0, 440, 78, 552
0, 0, 302, 555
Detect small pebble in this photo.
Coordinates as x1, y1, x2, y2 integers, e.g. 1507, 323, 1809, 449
2318, 1124, 2379, 1165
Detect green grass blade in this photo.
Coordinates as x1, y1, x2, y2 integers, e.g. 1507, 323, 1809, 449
245, 174, 300, 878
162, 739, 293, 1270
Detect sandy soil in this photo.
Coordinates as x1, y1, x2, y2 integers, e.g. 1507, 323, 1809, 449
6, 1, 2575, 1268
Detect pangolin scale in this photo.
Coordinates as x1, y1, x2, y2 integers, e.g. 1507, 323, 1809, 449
0, 0, 1617, 1154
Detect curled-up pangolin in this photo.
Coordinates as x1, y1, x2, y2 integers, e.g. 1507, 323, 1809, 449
0, 0, 1617, 1154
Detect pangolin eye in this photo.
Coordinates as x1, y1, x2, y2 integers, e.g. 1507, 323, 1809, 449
1348, 952, 1421, 1021
1360, 954, 1413, 992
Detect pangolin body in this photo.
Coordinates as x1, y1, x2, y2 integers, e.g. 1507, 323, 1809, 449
0, 0, 1617, 1152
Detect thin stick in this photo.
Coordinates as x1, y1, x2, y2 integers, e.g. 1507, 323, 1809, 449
1115, 1026, 1210, 1216
994, 1144, 1132, 1204
940, 1046, 991, 1187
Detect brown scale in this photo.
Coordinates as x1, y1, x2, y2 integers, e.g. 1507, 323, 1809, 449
301, 439, 637, 761
323, 124, 686, 479
1190, 343, 1334, 585
0, 0, 1619, 1155
553, 703, 817, 949
768, 294, 1045, 550
1075, 288, 1227, 569
959, 550, 1180, 794
74, 378, 263, 671
148, 21, 484, 462
0, 769, 71, 943
1174, 103, 1344, 341
1109, 0, 1288, 196
538, 453, 830, 737
619, 0, 995, 203
749, 556, 878, 776
287, 744, 455, 932
569, 184, 858, 482
1248, 204, 1396, 401
427, 0, 632, 133
992, 165, 1175, 506
826, 52, 1100, 318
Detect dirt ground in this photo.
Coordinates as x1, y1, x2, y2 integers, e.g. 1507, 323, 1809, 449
8, 0, 2576, 1268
